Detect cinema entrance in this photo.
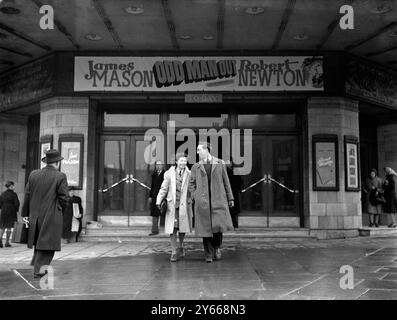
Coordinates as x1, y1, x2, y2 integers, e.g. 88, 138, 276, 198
96, 103, 303, 228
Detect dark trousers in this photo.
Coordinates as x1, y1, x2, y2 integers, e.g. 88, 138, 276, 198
202, 233, 223, 258
32, 249, 55, 275
151, 216, 160, 233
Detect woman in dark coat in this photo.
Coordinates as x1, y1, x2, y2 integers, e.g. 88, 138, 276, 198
227, 161, 242, 229
62, 187, 74, 242
383, 167, 397, 228
363, 169, 383, 227
0, 181, 20, 248
63, 187, 83, 242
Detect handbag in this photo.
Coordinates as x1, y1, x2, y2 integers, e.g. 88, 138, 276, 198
376, 193, 387, 204
11, 221, 28, 244
159, 198, 167, 216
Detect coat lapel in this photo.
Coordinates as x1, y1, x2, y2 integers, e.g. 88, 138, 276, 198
170, 167, 176, 202
181, 168, 190, 190
198, 161, 206, 175
210, 156, 218, 175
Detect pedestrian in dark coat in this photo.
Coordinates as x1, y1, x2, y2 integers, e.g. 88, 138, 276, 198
148, 160, 165, 235
21, 149, 69, 278
189, 142, 234, 263
227, 161, 242, 229
0, 181, 20, 248
363, 169, 383, 227
62, 187, 83, 242
383, 167, 397, 228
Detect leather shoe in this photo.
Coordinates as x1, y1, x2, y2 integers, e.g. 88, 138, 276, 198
0, 241, 3, 248
5, 242, 11, 247
170, 253, 177, 262
33, 271, 48, 279
149, 232, 159, 236
178, 247, 185, 258
205, 257, 213, 263
214, 248, 221, 260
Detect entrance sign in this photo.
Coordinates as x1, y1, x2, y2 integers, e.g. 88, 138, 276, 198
312, 135, 339, 191
185, 93, 223, 103
344, 136, 360, 191
59, 134, 84, 189
74, 56, 324, 92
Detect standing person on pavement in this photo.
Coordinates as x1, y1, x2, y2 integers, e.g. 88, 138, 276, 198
189, 142, 234, 263
148, 160, 165, 235
156, 153, 193, 262
0, 181, 20, 248
383, 167, 397, 228
364, 169, 383, 227
21, 149, 69, 278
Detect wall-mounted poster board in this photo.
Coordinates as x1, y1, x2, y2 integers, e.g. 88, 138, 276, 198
312, 135, 339, 191
344, 135, 360, 191
39, 135, 53, 169
59, 134, 84, 189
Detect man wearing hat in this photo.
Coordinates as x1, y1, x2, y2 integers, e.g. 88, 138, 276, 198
21, 149, 69, 278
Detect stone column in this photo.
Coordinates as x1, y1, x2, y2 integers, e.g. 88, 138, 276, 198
307, 97, 361, 239
39, 97, 92, 223
0, 114, 27, 206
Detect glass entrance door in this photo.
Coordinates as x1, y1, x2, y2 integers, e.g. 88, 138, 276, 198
240, 135, 300, 227
98, 135, 153, 226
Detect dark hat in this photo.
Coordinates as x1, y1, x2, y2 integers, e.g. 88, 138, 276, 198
41, 149, 63, 164
5, 181, 14, 188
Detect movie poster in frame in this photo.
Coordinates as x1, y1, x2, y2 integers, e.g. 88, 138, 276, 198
344, 136, 360, 191
312, 135, 339, 191
39, 135, 53, 169
59, 134, 84, 189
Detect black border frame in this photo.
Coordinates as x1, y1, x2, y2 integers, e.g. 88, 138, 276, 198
344, 135, 360, 192
58, 134, 84, 190
312, 134, 339, 191
39, 135, 53, 167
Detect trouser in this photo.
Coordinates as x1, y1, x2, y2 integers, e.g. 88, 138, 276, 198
369, 214, 380, 225
151, 216, 160, 233
0, 228, 11, 243
202, 232, 223, 258
33, 249, 55, 275
231, 214, 239, 228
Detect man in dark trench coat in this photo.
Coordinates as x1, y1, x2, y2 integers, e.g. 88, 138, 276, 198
21, 149, 69, 278
189, 142, 234, 263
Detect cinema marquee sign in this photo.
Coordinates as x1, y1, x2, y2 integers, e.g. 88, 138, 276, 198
74, 56, 324, 92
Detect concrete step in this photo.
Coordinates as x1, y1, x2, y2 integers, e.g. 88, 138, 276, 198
359, 226, 397, 237
81, 227, 314, 242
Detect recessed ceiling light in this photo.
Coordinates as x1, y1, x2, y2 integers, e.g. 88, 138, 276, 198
244, 7, 265, 15
85, 33, 102, 41
202, 35, 214, 40
179, 35, 192, 40
293, 34, 309, 41
0, 6, 20, 14
370, 5, 391, 14
124, 6, 144, 14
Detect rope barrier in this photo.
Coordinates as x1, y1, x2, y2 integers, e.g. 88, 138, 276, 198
241, 175, 298, 194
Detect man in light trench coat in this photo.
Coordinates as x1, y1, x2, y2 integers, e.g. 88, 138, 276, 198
189, 142, 234, 263
21, 149, 69, 278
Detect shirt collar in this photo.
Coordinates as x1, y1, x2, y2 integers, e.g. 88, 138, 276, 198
204, 154, 213, 164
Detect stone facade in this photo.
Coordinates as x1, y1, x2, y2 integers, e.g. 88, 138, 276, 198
378, 123, 397, 175
39, 96, 92, 224
0, 114, 27, 212
306, 97, 362, 239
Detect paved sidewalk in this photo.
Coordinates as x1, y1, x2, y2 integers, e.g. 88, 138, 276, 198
1, 237, 397, 300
